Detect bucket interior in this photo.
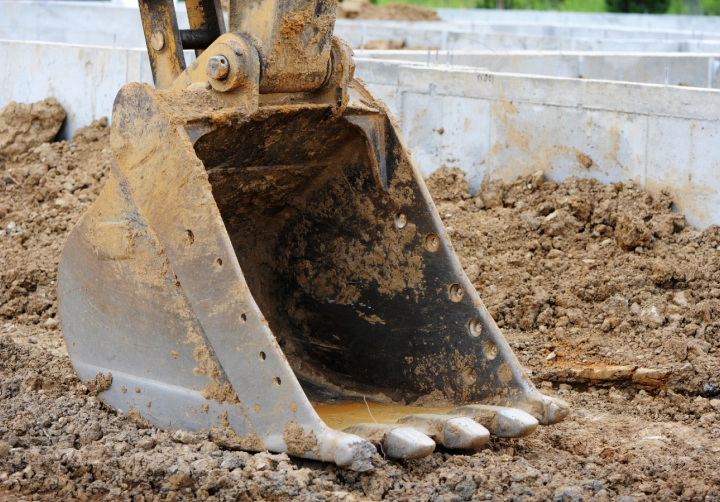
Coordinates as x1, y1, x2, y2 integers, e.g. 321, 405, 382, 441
193, 109, 493, 406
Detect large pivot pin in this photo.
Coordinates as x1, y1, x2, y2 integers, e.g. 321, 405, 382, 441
206, 55, 230, 81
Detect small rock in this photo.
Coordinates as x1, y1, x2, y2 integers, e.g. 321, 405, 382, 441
605, 295, 629, 315
531, 170, 545, 189
593, 489, 610, 502
632, 392, 653, 405
672, 291, 689, 308
465, 263, 479, 283
608, 392, 626, 403
165, 472, 194, 490
541, 209, 582, 237
137, 437, 154, 450
44, 317, 60, 329
220, 455, 247, 471
616, 321, 632, 333
173, 430, 200, 444
639, 306, 665, 329
80, 421, 103, 443
245, 456, 272, 472
665, 338, 688, 361
454, 478, 478, 501
480, 189, 503, 209
22, 466, 34, 479
649, 213, 686, 237
22, 374, 42, 393
0, 442, 10, 458
546, 352, 557, 361
615, 213, 652, 251
699, 412, 717, 427
553, 485, 584, 502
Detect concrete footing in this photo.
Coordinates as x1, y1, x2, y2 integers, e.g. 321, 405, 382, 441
355, 50, 720, 89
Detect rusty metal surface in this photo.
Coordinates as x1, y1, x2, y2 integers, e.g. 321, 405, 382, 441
184, 0, 225, 54
139, 0, 186, 88
229, 0, 336, 93
58, 0, 569, 468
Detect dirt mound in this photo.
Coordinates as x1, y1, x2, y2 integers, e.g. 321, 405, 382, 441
0, 116, 111, 350
0, 104, 719, 500
337, 0, 440, 21
430, 167, 720, 399
0, 99, 65, 159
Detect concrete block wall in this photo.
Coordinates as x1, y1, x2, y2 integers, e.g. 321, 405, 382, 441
0, 40, 152, 139
355, 50, 720, 88
355, 58, 720, 229
3, 1, 720, 53
335, 23, 720, 52
436, 8, 720, 32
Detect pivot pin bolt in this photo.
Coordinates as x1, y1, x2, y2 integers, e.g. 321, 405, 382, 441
150, 30, 165, 51
207, 55, 230, 81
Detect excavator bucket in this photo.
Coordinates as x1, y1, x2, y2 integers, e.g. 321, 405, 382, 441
57, 0, 568, 470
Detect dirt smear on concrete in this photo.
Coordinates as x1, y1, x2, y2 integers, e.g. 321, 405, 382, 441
0, 104, 718, 500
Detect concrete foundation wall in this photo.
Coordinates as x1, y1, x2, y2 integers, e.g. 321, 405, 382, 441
335, 24, 720, 52
2, 39, 720, 228
437, 8, 720, 33
355, 50, 720, 88
356, 58, 720, 229
3, 1, 720, 53
0, 40, 152, 139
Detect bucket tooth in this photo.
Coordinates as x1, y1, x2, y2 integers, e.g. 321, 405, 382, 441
450, 405, 540, 438
344, 423, 436, 460
386, 427, 437, 460
397, 414, 490, 450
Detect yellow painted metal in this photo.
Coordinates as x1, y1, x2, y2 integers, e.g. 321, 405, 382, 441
139, 0, 186, 88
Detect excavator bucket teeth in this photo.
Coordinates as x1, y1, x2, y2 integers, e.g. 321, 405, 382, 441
58, 74, 568, 468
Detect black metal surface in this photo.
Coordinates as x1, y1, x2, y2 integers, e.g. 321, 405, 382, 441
195, 106, 527, 406
184, 0, 226, 55
179, 28, 218, 50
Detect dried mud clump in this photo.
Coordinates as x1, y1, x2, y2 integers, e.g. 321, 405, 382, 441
0, 105, 719, 499
0, 98, 65, 159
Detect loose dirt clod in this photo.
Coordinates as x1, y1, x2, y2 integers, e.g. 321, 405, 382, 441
0, 98, 65, 159
0, 106, 719, 500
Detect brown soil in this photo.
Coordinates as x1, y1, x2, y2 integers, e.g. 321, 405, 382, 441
337, 0, 440, 21
0, 103, 719, 500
